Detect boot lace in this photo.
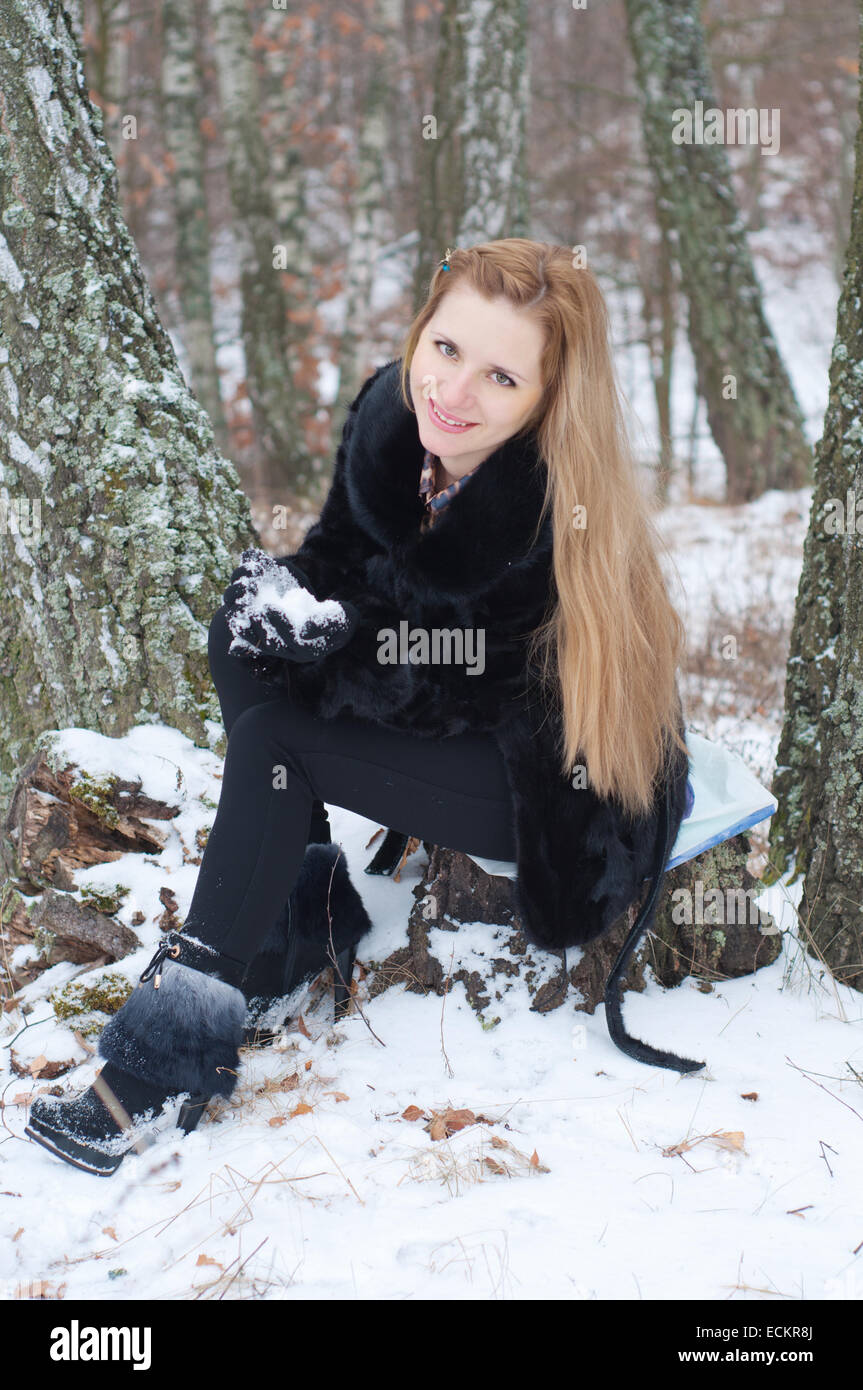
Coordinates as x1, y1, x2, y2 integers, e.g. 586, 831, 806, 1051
138, 930, 184, 989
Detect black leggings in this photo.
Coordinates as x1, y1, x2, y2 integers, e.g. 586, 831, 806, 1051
182, 606, 518, 966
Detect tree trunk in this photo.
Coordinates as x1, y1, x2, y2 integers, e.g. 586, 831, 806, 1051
162, 0, 229, 452
624, 0, 812, 503
637, 213, 677, 503
414, 0, 530, 312
765, 3, 863, 987
209, 0, 311, 494
259, 5, 321, 457
330, 0, 402, 442
368, 835, 779, 1026
0, 0, 259, 811
457, 0, 530, 246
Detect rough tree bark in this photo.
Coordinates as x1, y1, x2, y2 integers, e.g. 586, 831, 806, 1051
368, 834, 779, 1026
331, 0, 402, 438
414, 0, 530, 311
209, 0, 311, 494
765, 2, 863, 988
162, 0, 229, 451
624, 0, 812, 503
0, 0, 258, 811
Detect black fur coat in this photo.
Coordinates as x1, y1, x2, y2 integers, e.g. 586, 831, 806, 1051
245, 358, 690, 956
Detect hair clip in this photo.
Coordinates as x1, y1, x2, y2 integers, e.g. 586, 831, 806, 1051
440, 246, 455, 271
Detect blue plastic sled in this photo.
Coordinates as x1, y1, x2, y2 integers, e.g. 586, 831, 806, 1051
465, 730, 778, 881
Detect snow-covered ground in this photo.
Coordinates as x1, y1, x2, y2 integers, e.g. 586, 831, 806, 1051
2, 486, 862, 1302
2, 760, 861, 1302
4, 234, 861, 1301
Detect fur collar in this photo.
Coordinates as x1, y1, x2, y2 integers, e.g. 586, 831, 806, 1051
343, 359, 553, 599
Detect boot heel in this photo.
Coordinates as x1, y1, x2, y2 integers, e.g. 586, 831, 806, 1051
333, 943, 356, 1020
177, 1094, 211, 1134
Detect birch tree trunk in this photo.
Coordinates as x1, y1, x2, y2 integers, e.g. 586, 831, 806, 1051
624, 0, 812, 503
765, 3, 863, 987
0, 0, 259, 810
162, 0, 229, 452
414, 0, 530, 311
259, 5, 320, 457
209, 0, 311, 494
331, 0, 401, 436
260, 6, 311, 286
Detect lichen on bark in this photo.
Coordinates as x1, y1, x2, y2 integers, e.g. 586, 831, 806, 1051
0, 0, 260, 813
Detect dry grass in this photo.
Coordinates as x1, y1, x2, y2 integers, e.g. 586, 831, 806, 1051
400, 1129, 549, 1197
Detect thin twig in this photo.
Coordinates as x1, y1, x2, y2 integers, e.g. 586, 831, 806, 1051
218, 1237, 269, 1301
785, 1055, 863, 1125
439, 940, 455, 1080
323, 843, 385, 1046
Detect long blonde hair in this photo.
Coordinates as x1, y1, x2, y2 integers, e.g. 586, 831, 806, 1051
398, 237, 687, 820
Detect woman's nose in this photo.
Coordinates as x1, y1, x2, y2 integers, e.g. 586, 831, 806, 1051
440, 371, 477, 411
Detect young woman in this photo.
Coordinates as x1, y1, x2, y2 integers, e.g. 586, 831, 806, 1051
26, 239, 692, 1176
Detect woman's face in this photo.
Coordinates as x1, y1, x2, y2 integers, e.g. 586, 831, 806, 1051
408, 284, 545, 480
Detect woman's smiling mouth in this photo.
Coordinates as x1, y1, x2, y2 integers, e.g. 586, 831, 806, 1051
427, 396, 479, 433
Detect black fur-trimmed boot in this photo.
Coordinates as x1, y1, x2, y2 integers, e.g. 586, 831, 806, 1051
242, 842, 374, 1044
25, 932, 247, 1177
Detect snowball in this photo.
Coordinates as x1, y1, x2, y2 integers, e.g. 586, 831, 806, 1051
225, 548, 352, 657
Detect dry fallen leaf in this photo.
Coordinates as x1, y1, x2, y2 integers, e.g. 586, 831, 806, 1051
268, 1116, 286, 1127
10, 1051, 76, 1081
290, 1101, 314, 1118
428, 1114, 448, 1141
426, 1107, 477, 1141
712, 1130, 745, 1152
484, 1156, 507, 1175
324, 1091, 349, 1102
393, 836, 422, 882
278, 1072, 299, 1092
487, 1136, 551, 1174
402, 1105, 425, 1122
15, 1279, 64, 1299
195, 1254, 223, 1269
741, 1092, 759, 1102
102, 1226, 118, 1242
297, 1015, 311, 1040
663, 1128, 746, 1158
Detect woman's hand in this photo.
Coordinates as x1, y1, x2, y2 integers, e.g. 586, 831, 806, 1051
224, 547, 359, 666
235, 599, 360, 665
222, 550, 315, 613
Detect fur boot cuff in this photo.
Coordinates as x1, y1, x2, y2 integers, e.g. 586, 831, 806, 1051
98, 957, 246, 1099
292, 843, 374, 952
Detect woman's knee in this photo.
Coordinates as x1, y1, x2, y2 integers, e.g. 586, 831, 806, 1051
208, 603, 229, 659
227, 699, 315, 789
208, 604, 238, 688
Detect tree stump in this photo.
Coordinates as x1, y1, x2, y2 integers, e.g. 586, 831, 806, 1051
0, 734, 187, 989
367, 833, 781, 1026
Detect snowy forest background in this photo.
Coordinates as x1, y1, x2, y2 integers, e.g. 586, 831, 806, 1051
1, 0, 862, 1303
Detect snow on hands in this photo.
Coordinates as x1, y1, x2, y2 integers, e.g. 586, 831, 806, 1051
224, 548, 356, 664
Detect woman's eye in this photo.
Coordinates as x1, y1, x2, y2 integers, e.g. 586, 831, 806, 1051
434, 341, 514, 388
